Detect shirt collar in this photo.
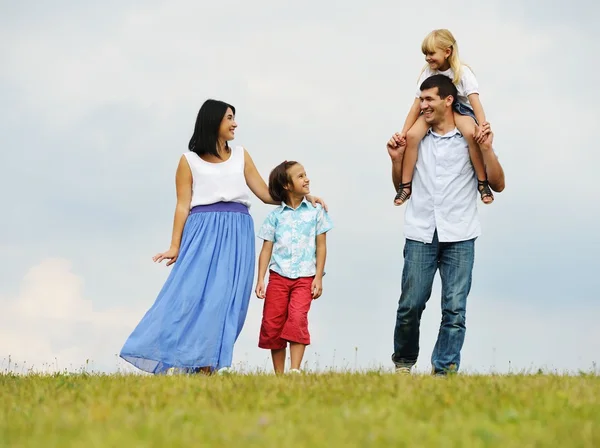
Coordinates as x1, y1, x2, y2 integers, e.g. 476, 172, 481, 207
426, 127, 462, 138
279, 197, 310, 212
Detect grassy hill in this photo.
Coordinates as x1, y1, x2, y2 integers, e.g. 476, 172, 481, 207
1, 372, 598, 447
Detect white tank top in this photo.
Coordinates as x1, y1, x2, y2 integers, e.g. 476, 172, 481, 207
183, 146, 252, 209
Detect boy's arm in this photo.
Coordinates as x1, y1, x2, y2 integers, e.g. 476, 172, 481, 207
257, 241, 274, 281
312, 233, 327, 299
256, 212, 276, 298
315, 233, 327, 279
256, 240, 274, 298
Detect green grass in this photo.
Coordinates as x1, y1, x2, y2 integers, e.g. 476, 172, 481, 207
1, 372, 599, 447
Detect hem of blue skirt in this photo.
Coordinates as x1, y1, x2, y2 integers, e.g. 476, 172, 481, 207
120, 353, 224, 375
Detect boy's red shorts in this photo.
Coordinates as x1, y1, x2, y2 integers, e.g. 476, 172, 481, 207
259, 271, 314, 350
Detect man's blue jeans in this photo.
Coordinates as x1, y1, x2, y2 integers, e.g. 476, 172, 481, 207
392, 231, 475, 374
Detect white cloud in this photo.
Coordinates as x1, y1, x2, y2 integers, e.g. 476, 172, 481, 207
1, 257, 597, 375
0, 259, 144, 373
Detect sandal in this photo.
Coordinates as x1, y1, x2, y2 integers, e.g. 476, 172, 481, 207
478, 179, 494, 204
394, 181, 412, 206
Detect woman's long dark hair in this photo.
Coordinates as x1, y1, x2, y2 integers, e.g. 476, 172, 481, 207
268, 161, 298, 204
188, 99, 235, 159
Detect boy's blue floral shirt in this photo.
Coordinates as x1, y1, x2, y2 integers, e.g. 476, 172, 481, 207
257, 199, 333, 279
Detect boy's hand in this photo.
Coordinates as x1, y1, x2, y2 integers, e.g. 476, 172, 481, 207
311, 277, 323, 299
255, 280, 266, 299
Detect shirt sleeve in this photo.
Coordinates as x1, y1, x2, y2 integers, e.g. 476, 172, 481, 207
257, 211, 277, 241
460, 66, 479, 97
316, 206, 334, 235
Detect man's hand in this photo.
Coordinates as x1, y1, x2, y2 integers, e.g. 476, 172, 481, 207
479, 130, 494, 152
387, 132, 406, 161
475, 121, 491, 144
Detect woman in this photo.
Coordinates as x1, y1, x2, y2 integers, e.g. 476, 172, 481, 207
120, 99, 327, 375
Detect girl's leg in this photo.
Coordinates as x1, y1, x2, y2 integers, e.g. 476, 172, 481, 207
454, 112, 494, 204
289, 343, 306, 370
396, 115, 430, 206
271, 348, 286, 375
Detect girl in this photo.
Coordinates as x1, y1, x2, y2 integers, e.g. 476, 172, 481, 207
255, 161, 333, 375
394, 29, 494, 206
120, 100, 327, 375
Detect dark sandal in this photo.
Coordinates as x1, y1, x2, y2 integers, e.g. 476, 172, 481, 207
478, 179, 494, 204
394, 181, 412, 206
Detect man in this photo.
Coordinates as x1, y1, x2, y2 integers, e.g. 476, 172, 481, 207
387, 74, 505, 375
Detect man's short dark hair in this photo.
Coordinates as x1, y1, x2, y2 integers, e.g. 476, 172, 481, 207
419, 74, 457, 103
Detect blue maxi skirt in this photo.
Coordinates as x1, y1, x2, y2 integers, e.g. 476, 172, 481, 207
120, 202, 255, 374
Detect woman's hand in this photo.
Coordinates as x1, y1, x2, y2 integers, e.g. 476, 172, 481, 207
153, 247, 179, 267
305, 195, 328, 212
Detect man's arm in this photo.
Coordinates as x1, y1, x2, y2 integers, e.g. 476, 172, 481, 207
387, 133, 406, 191
479, 131, 505, 192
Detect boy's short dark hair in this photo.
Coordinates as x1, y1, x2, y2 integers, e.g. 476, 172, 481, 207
268, 161, 298, 204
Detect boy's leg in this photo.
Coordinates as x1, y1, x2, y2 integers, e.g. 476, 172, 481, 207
259, 272, 291, 374
431, 238, 475, 375
281, 276, 314, 371
392, 234, 439, 370
395, 115, 429, 206
271, 348, 286, 375
454, 112, 493, 204
289, 343, 306, 371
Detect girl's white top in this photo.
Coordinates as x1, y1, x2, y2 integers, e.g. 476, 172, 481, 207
183, 145, 252, 209
416, 66, 479, 109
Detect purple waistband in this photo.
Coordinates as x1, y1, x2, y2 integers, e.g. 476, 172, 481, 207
190, 202, 249, 215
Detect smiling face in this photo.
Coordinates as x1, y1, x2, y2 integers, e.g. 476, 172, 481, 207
285, 163, 310, 197
424, 46, 451, 71
419, 86, 453, 125
218, 107, 237, 142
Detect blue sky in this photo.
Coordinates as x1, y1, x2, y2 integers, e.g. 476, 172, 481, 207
1, 0, 598, 374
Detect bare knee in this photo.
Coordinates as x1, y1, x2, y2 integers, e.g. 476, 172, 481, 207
406, 129, 420, 144
454, 112, 477, 138
407, 127, 427, 146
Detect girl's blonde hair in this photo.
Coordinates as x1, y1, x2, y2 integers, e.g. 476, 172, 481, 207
420, 29, 466, 85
